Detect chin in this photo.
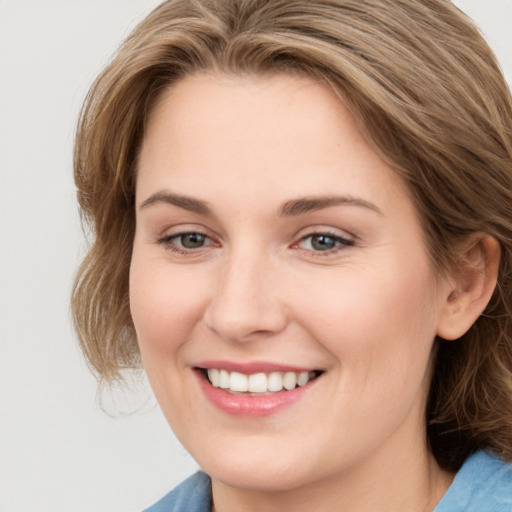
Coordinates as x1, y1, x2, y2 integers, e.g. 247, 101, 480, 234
191, 439, 320, 492
207, 462, 313, 493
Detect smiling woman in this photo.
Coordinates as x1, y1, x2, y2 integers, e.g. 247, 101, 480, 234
72, 1, 512, 511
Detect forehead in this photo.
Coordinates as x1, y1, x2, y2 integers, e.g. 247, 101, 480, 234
136, 71, 409, 216
139, 72, 358, 165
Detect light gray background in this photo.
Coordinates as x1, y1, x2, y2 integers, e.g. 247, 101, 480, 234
0, 1, 510, 511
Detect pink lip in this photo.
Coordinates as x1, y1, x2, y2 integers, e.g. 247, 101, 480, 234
193, 363, 321, 418
196, 360, 313, 374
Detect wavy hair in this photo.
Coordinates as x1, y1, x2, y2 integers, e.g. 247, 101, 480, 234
72, 0, 512, 471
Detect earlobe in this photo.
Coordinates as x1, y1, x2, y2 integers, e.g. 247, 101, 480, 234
436, 235, 500, 340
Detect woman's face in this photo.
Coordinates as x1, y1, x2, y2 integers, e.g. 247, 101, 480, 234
131, 72, 452, 492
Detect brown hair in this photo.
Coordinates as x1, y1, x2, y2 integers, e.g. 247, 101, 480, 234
72, 0, 512, 471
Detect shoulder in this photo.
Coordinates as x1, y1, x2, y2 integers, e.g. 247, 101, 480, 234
435, 451, 512, 512
143, 471, 212, 512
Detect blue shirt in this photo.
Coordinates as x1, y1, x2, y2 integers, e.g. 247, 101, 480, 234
144, 451, 512, 511
434, 451, 512, 511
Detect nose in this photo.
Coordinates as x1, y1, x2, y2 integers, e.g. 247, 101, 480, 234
203, 248, 288, 343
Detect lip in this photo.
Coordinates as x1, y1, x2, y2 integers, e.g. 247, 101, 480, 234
196, 360, 314, 374
193, 361, 322, 418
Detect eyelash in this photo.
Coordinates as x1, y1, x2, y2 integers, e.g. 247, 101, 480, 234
158, 232, 216, 255
295, 231, 354, 255
158, 229, 354, 257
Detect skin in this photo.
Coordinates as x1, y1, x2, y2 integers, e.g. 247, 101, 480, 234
130, 72, 467, 511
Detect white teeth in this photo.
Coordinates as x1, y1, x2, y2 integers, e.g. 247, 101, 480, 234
219, 369, 230, 389
229, 371, 248, 392
207, 368, 219, 387
283, 372, 297, 390
248, 373, 267, 392
205, 368, 318, 393
268, 372, 283, 392
297, 371, 309, 386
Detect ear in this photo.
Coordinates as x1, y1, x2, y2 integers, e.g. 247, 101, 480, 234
437, 234, 500, 340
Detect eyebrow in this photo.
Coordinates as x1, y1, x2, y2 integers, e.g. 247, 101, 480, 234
139, 191, 382, 217
280, 196, 382, 216
139, 191, 212, 215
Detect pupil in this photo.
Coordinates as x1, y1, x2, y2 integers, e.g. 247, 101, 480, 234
182, 233, 205, 248
311, 234, 336, 251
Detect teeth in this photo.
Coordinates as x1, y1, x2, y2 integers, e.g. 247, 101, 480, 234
207, 368, 219, 387
229, 372, 248, 392
283, 372, 297, 390
248, 373, 267, 392
219, 369, 230, 389
268, 372, 283, 392
297, 371, 309, 386
205, 368, 318, 393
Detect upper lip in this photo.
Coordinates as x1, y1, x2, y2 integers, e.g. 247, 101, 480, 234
195, 360, 321, 374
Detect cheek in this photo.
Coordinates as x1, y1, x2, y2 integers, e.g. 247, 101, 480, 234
292, 258, 439, 378
128, 250, 212, 423
129, 251, 207, 358
304, 265, 439, 443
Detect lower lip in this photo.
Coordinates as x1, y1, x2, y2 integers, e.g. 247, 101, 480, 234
195, 371, 317, 417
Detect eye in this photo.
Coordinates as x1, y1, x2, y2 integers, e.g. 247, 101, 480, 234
297, 232, 353, 253
158, 231, 215, 254
174, 232, 208, 249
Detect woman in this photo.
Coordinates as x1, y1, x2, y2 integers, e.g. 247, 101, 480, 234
72, 0, 512, 510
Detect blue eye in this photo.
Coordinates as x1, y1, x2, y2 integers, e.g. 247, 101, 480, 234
299, 233, 353, 252
176, 233, 207, 249
159, 232, 212, 253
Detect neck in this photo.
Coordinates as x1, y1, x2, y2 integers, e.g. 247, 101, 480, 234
210, 440, 454, 512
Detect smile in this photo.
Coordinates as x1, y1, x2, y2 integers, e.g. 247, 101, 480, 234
194, 363, 324, 417
205, 368, 320, 394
